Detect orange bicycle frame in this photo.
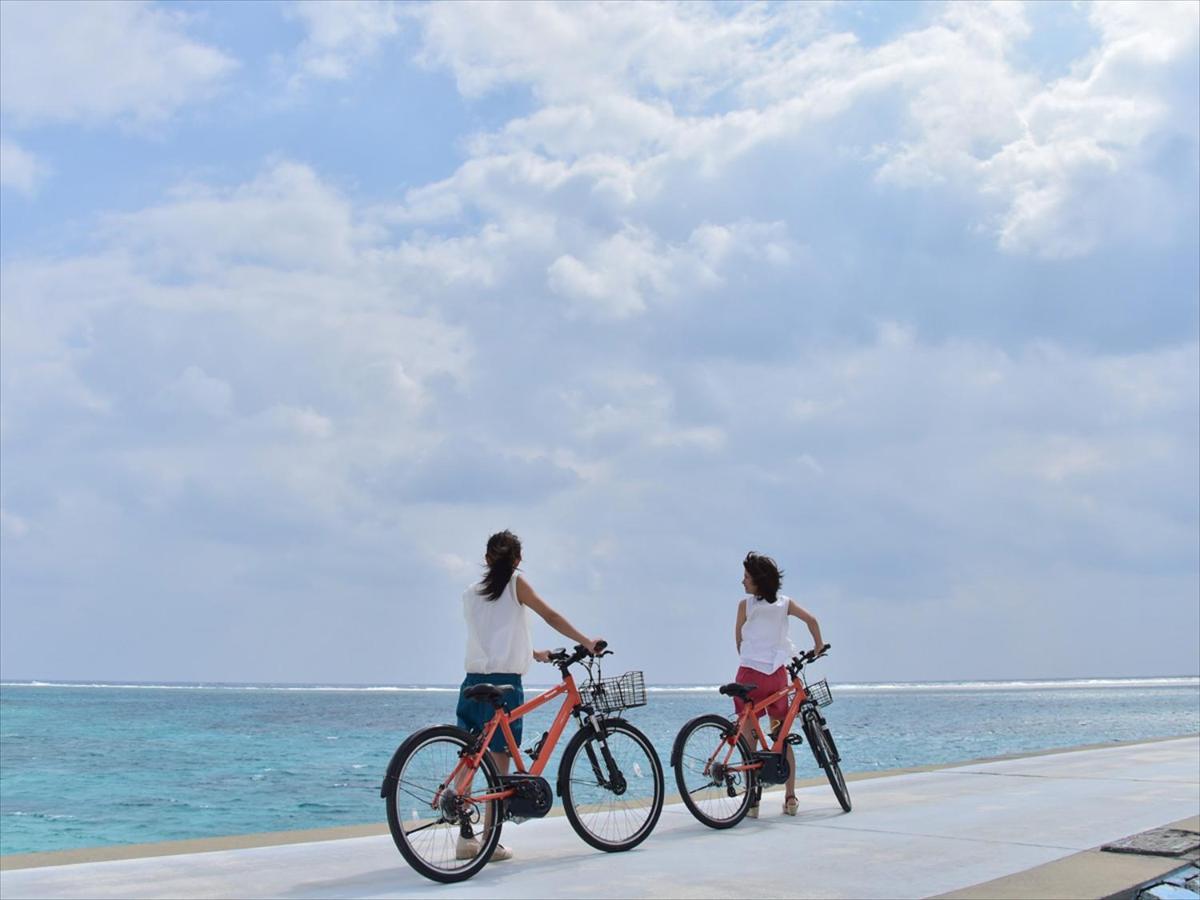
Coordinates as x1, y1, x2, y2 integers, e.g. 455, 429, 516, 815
438, 673, 585, 807
709, 673, 810, 775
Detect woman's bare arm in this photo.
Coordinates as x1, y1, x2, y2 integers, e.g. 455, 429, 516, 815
788, 600, 824, 655
735, 599, 746, 654
516, 576, 598, 653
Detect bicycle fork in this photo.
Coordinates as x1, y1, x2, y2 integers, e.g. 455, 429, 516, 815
582, 720, 628, 795
802, 709, 840, 766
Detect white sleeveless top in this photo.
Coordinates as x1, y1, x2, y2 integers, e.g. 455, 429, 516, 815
739, 594, 796, 674
463, 572, 532, 675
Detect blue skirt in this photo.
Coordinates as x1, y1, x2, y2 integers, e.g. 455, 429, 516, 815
456, 673, 524, 753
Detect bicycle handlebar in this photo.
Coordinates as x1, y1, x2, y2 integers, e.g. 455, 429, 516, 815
546, 640, 610, 668
788, 643, 831, 675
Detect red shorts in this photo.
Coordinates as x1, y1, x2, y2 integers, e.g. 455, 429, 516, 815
732, 665, 790, 722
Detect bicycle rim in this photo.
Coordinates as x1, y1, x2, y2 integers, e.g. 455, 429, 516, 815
562, 721, 664, 851
674, 717, 753, 828
827, 759, 851, 811
805, 719, 851, 812
386, 730, 501, 882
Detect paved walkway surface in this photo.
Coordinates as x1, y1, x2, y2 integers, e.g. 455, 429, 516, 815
3, 737, 1198, 899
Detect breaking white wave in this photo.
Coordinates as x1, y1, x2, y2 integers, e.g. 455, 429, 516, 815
3, 677, 1196, 693
833, 677, 1200, 692
0, 681, 460, 693
649, 677, 1200, 693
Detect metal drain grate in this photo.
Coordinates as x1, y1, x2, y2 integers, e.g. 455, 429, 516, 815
1102, 827, 1200, 858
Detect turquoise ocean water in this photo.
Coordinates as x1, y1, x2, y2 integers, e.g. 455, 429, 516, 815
1, 676, 1197, 856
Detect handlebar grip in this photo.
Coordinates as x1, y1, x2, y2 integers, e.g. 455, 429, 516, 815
592, 639, 608, 655
800, 643, 831, 662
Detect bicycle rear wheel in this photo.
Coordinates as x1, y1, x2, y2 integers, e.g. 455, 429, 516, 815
803, 714, 851, 812
382, 725, 503, 883
671, 713, 755, 828
559, 719, 664, 851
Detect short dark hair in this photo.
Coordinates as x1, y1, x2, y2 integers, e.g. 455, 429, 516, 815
478, 530, 522, 601
743, 551, 782, 603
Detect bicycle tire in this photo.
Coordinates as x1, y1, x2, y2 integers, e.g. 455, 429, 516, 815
671, 713, 755, 829
559, 719, 665, 852
802, 714, 851, 812
382, 725, 503, 883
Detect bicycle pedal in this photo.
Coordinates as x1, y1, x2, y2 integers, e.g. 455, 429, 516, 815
785, 733, 804, 746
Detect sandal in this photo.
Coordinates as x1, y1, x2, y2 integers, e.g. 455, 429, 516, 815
747, 784, 762, 818
783, 795, 799, 816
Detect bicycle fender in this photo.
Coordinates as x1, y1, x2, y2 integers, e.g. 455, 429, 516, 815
801, 713, 829, 768
380, 744, 405, 798
554, 721, 603, 797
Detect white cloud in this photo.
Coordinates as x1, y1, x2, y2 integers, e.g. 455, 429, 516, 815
262, 404, 334, 438
1, 162, 480, 537
412, 1, 1198, 259
286, 0, 402, 82
416, 1, 798, 104
981, 1, 1199, 256
104, 162, 371, 273
548, 227, 670, 319
433, 551, 476, 581
161, 366, 233, 418
0, 508, 31, 538
0, 0, 236, 126
563, 369, 728, 454
0, 255, 127, 430
0, 136, 49, 194
2, 3, 1196, 683
547, 221, 796, 319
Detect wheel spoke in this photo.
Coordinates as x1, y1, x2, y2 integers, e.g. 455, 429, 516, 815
385, 730, 503, 881
562, 724, 663, 850
674, 719, 753, 827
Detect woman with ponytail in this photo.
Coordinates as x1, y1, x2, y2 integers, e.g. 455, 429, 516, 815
454, 530, 601, 862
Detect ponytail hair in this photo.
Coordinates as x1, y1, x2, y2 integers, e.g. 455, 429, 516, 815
478, 530, 522, 601
743, 551, 783, 604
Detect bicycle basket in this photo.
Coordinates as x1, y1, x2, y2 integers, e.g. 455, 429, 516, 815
806, 678, 833, 708
579, 671, 647, 713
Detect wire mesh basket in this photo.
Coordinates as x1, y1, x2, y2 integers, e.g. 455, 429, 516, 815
806, 678, 833, 708
580, 671, 647, 713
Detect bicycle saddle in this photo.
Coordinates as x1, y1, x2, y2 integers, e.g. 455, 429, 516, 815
719, 682, 758, 700
462, 683, 515, 705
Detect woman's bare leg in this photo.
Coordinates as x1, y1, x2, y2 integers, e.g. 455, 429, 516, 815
739, 716, 761, 809
483, 751, 510, 839
770, 718, 798, 801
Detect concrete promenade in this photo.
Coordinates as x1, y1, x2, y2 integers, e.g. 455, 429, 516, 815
3, 736, 1198, 899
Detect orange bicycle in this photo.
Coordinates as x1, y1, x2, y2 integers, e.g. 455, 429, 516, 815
380, 642, 664, 883
670, 643, 850, 828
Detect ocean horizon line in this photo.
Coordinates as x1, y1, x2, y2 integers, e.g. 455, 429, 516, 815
3, 675, 1197, 693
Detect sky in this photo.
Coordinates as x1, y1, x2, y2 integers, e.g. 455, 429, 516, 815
1, 0, 1197, 687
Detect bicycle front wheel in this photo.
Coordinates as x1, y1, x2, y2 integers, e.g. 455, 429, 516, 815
803, 714, 851, 812
382, 725, 503, 883
559, 719, 664, 852
672, 713, 755, 828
